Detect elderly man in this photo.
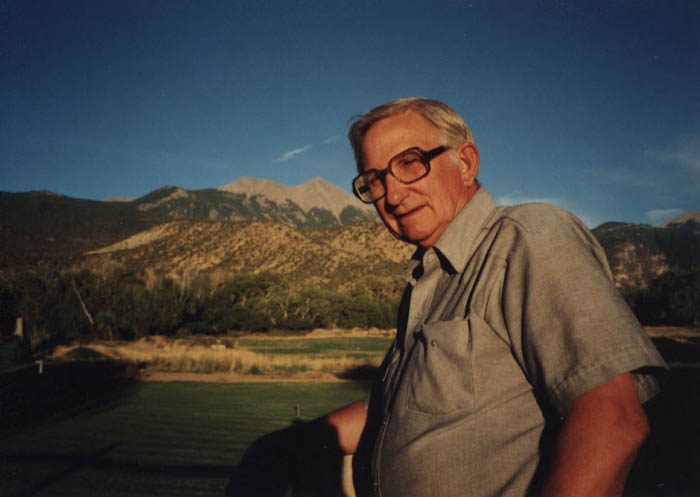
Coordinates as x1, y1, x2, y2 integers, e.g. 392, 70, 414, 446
229, 98, 666, 497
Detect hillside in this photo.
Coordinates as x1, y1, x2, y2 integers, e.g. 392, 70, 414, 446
79, 219, 413, 290
0, 178, 378, 271
3, 182, 697, 296
593, 219, 700, 294
0, 191, 160, 269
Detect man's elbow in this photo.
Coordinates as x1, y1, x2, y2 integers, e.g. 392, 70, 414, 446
603, 374, 651, 455
570, 373, 651, 456
623, 406, 650, 453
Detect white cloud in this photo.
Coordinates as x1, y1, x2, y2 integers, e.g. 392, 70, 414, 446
496, 192, 562, 206
322, 135, 341, 144
645, 208, 684, 226
271, 135, 342, 164
272, 144, 312, 163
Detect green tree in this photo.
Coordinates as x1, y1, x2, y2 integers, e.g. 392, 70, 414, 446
636, 268, 700, 325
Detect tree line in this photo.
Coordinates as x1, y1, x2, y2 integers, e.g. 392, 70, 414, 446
1, 266, 698, 354
0, 270, 401, 352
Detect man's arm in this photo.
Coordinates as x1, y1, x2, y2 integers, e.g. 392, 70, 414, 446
542, 373, 649, 497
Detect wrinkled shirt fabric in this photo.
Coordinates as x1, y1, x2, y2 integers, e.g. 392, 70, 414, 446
353, 188, 667, 497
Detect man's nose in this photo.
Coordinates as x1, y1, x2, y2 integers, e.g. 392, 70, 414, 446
384, 173, 409, 208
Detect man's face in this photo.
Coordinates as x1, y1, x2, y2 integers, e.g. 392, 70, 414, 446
361, 111, 479, 248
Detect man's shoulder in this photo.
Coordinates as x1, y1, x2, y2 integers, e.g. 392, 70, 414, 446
494, 202, 585, 237
485, 202, 604, 263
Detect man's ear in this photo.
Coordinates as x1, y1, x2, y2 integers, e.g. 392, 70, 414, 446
457, 142, 480, 187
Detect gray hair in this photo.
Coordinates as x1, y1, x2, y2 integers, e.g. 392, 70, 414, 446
348, 97, 475, 173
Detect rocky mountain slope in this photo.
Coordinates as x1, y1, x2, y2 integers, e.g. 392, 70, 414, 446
79, 219, 413, 290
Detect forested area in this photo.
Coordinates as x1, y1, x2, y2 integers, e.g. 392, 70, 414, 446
0, 270, 401, 352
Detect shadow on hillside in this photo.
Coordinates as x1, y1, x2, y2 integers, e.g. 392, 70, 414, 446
0, 359, 141, 435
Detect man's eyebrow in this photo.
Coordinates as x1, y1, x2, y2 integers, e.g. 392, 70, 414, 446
364, 146, 420, 171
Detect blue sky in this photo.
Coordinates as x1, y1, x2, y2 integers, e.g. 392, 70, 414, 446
1, 0, 698, 227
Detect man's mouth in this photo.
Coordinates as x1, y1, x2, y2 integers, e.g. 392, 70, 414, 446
395, 205, 424, 221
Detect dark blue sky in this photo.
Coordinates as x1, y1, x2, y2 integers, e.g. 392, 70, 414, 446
2, 0, 698, 226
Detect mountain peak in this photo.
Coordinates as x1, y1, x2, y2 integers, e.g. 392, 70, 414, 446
219, 176, 373, 221
307, 176, 331, 186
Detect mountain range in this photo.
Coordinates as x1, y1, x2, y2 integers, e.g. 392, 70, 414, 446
0, 177, 374, 268
1, 178, 698, 297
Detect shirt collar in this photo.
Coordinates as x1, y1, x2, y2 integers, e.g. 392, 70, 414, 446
403, 187, 497, 284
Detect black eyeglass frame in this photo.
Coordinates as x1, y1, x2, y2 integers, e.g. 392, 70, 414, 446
352, 145, 451, 203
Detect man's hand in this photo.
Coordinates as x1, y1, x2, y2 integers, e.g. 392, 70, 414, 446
325, 400, 368, 455
542, 373, 649, 497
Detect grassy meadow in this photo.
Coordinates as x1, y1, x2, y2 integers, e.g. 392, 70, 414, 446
48, 330, 394, 380
0, 381, 370, 497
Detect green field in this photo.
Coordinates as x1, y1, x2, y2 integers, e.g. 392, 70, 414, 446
237, 336, 393, 358
0, 382, 370, 497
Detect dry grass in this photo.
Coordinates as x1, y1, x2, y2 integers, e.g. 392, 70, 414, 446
50, 334, 386, 377
644, 325, 700, 338
260, 327, 395, 339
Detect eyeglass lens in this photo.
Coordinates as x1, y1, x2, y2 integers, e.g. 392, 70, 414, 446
355, 151, 429, 202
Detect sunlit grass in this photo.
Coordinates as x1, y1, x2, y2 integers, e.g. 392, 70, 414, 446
50, 332, 393, 377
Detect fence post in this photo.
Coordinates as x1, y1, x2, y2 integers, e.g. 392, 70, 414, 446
14, 316, 23, 338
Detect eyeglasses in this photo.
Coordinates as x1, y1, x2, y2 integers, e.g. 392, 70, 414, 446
352, 145, 450, 203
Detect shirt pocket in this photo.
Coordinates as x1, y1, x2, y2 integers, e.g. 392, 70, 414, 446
405, 317, 474, 415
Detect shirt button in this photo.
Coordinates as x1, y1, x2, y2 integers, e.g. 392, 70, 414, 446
430, 339, 437, 347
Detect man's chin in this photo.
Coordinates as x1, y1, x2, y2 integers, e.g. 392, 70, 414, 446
385, 220, 435, 247
398, 228, 435, 247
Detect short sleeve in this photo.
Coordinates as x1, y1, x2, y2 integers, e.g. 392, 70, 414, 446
498, 207, 667, 416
